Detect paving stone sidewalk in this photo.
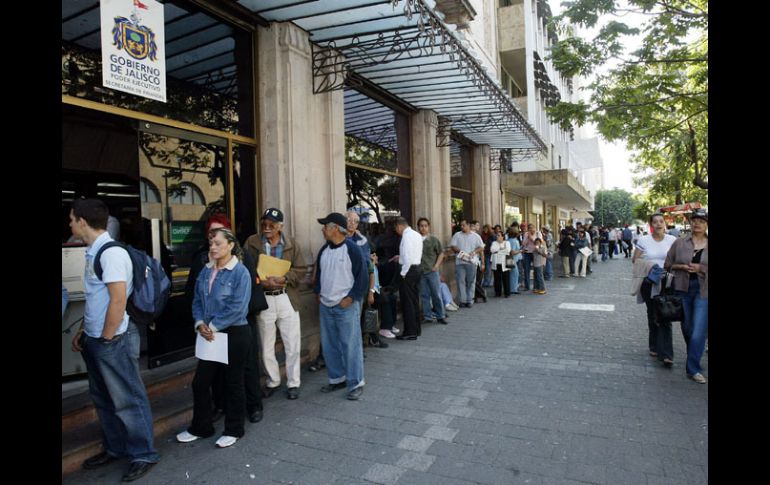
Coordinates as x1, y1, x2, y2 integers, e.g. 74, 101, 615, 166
65, 256, 707, 485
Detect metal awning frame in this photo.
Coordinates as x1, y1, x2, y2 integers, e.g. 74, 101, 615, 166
301, 0, 546, 155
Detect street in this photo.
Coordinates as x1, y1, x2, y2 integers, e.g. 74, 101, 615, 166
66, 256, 708, 485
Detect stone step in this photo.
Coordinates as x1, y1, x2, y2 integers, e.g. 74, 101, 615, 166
61, 379, 194, 476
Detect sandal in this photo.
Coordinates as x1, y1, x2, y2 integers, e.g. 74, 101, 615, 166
662, 358, 673, 368
649, 351, 657, 357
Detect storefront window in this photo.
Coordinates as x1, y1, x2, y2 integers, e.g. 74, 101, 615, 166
61, 0, 254, 137
344, 89, 412, 243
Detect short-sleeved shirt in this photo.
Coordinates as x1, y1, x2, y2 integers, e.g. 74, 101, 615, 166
450, 231, 484, 266
635, 234, 677, 268
421, 235, 443, 272
83, 232, 133, 338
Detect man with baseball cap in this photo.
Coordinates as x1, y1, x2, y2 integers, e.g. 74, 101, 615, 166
314, 212, 369, 400
244, 208, 306, 401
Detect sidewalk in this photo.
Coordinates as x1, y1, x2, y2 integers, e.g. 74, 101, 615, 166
65, 256, 707, 485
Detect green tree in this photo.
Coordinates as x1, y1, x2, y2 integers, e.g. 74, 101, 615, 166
591, 188, 637, 226
547, 0, 708, 199
345, 136, 400, 223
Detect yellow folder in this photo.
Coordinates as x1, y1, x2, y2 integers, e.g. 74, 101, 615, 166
257, 254, 292, 280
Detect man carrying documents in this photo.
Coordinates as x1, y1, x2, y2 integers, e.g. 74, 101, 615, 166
244, 208, 306, 400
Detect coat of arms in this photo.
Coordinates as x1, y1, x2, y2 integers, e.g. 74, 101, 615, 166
111, 1, 158, 61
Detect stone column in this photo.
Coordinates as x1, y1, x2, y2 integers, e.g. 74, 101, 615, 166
471, 144, 502, 225
410, 110, 451, 243
258, 22, 345, 260
258, 22, 345, 361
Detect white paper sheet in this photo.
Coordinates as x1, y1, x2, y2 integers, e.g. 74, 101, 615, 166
579, 247, 593, 257
195, 332, 228, 364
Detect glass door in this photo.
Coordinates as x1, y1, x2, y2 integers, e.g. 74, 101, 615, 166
138, 122, 229, 368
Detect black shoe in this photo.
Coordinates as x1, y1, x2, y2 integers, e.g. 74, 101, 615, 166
83, 451, 119, 470
122, 461, 156, 482
422, 319, 434, 324
287, 387, 300, 400
308, 359, 325, 372
395, 335, 418, 340
321, 382, 347, 393
370, 340, 389, 348
263, 386, 279, 398
482, 297, 488, 303
248, 409, 263, 423
347, 387, 364, 400
437, 318, 448, 324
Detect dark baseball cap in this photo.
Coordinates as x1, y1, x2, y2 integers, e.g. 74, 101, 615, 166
317, 212, 347, 227
261, 208, 284, 222
690, 208, 708, 222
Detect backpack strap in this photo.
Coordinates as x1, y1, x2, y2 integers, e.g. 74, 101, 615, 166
93, 241, 126, 281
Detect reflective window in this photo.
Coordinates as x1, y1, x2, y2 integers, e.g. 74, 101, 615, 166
62, 0, 254, 136
170, 182, 205, 205
140, 178, 161, 203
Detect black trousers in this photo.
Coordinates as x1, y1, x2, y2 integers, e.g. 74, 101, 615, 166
474, 265, 487, 301
493, 264, 511, 296
640, 280, 673, 360
212, 320, 263, 414
399, 265, 422, 337
189, 324, 251, 438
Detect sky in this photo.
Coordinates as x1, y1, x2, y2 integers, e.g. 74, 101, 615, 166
548, 0, 645, 195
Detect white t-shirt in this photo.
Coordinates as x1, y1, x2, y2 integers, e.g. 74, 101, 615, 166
635, 234, 677, 268
450, 231, 484, 266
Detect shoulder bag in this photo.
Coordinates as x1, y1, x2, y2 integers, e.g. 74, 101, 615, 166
652, 272, 684, 324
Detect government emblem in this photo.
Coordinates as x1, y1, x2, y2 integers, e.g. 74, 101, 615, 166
112, 7, 158, 61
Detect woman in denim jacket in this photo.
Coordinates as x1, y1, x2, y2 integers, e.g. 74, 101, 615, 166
664, 209, 708, 384
176, 228, 252, 448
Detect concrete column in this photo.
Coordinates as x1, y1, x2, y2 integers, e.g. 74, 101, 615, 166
258, 22, 345, 262
258, 22, 345, 361
411, 110, 451, 243
471, 144, 502, 225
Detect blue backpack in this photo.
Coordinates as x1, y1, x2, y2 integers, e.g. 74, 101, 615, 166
94, 241, 171, 326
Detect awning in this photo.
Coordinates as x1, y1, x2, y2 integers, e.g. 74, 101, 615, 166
238, 0, 546, 155
503, 169, 593, 211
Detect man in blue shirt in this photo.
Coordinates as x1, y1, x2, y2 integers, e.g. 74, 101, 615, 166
68, 198, 159, 482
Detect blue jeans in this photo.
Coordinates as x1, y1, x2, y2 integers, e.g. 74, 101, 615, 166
420, 271, 445, 319
522, 253, 534, 290
508, 263, 520, 293
534, 266, 545, 291
678, 279, 708, 376
483, 254, 493, 286
80, 332, 159, 463
319, 301, 364, 391
455, 263, 476, 304
600, 243, 609, 261
544, 257, 553, 280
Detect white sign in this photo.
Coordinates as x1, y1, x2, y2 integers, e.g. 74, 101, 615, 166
101, 0, 166, 102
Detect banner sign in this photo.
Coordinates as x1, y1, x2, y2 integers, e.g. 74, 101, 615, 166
101, 0, 166, 102
171, 222, 205, 245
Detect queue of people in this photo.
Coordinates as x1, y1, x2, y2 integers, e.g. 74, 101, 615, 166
68, 197, 707, 482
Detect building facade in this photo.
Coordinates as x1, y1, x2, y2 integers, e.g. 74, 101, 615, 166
62, 0, 593, 375
497, 0, 598, 229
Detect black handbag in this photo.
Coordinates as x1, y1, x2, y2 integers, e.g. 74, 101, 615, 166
363, 308, 379, 334
505, 255, 515, 268
247, 252, 269, 313
652, 273, 684, 323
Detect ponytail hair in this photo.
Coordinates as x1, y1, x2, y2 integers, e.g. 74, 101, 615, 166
211, 227, 244, 261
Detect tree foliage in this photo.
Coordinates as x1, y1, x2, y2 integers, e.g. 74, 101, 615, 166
547, 0, 708, 204
345, 136, 400, 224
590, 188, 638, 226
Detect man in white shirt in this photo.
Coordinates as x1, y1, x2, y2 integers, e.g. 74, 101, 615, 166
392, 217, 423, 340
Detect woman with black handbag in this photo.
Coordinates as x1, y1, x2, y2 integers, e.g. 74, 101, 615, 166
632, 213, 677, 366
665, 209, 709, 384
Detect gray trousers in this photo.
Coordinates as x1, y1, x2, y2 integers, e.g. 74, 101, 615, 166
455, 263, 477, 304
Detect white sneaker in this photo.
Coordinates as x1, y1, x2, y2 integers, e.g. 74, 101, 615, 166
176, 431, 200, 443
379, 329, 396, 339
215, 435, 238, 448
391, 327, 401, 335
